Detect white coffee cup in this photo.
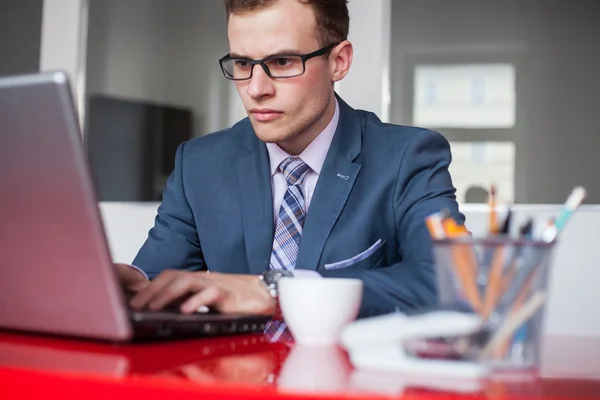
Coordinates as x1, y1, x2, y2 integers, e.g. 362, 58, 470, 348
278, 344, 349, 392
278, 277, 363, 345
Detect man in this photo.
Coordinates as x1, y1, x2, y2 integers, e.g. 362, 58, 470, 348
120, 0, 464, 318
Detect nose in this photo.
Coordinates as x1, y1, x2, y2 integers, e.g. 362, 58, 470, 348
246, 64, 275, 99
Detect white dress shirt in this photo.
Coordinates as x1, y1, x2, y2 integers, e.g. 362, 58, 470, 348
265, 99, 339, 277
266, 99, 340, 224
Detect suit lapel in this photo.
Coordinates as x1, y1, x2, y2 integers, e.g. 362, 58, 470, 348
237, 126, 274, 275
295, 98, 362, 271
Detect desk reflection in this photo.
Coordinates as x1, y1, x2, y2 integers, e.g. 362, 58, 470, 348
159, 351, 279, 386
1, 332, 598, 400
279, 344, 351, 392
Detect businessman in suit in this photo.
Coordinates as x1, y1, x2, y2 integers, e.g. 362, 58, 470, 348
122, 0, 464, 317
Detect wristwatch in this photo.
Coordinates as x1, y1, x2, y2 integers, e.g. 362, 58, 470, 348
258, 270, 293, 299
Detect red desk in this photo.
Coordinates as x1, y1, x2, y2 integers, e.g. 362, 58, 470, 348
0, 332, 598, 399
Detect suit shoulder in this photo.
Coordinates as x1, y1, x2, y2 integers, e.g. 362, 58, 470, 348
180, 118, 252, 156
358, 111, 449, 147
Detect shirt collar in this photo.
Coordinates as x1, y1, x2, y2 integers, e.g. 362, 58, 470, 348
266, 98, 340, 177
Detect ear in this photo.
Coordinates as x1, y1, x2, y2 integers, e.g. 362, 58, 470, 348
329, 40, 353, 83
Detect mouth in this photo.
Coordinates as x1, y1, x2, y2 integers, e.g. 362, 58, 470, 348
250, 109, 283, 123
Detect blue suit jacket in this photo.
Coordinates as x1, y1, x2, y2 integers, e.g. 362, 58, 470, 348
133, 96, 464, 317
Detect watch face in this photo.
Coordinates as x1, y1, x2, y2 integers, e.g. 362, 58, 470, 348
262, 270, 292, 286
266, 271, 280, 284
279, 271, 293, 282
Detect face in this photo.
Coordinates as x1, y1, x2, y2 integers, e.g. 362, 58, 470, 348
227, 0, 352, 154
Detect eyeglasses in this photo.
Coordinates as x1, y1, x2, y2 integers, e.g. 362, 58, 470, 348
219, 43, 338, 81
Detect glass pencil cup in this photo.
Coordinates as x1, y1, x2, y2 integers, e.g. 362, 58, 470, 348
432, 237, 555, 371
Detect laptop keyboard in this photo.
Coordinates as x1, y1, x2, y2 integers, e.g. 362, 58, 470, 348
129, 309, 270, 339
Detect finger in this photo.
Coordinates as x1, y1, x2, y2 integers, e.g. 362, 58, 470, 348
180, 287, 222, 314
128, 280, 150, 295
148, 274, 208, 311
115, 263, 147, 287
123, 281, 150, 303
129, 270, 179, 309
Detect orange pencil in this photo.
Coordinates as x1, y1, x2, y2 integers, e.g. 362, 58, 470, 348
425, 210, 449, 239
489, 185, 498, 234
443, 218, 482, 312
482, 246, 505, 320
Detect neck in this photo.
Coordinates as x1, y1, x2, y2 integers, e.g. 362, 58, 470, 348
277, 95, 337, 155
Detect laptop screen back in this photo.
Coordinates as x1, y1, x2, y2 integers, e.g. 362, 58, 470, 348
0, 72, 132, 340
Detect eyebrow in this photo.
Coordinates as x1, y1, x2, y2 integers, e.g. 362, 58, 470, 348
229, 49, 305, 59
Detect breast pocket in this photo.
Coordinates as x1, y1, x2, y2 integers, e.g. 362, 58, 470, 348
323, 239, 385, 271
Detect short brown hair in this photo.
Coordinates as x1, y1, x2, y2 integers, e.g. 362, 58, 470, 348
223, 0, 349, 46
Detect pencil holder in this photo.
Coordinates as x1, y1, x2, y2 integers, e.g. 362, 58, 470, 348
432, 237, 555, 371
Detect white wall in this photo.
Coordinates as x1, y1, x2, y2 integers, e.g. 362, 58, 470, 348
40, 0, 86, 81
39, 0, 88, 123
99, 203, 159, 265
339, 0, 391, 121
85, 0, 230, 137
164, 0, 231, 135
85, 0, 170, 104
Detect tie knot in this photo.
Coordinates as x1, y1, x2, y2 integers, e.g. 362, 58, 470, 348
279, 157, 310, 186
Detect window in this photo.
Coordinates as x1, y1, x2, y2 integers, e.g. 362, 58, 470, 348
406, 63, 517, 202
413, 64, 516, 129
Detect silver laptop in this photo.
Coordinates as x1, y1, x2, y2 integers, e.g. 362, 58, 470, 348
0, 71, 269, 341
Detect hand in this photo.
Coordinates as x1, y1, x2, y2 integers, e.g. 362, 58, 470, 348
172, 352, 277, 384
114, 263, 149, 296
128, 270, 276, 316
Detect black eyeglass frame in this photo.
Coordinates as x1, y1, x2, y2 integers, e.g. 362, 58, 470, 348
218, 43, 339, 81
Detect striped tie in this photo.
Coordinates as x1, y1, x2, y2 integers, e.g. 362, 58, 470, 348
269, 157, 311, 270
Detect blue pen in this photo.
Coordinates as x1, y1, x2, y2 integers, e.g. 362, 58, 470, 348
509, 219, 535, 360
542, 186, 586, 242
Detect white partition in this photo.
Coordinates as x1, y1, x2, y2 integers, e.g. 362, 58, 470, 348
99, 202, 600, 338
99, 202, 159, 265
40, 0, 88, 124
340, 0, 392, 121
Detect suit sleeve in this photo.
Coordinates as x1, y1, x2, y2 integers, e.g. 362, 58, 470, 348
132, 142, 206, 279
318, 129, 464, 317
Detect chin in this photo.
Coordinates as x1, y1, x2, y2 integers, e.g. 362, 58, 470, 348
253, 128, 292, 144
249, 120, 287, 144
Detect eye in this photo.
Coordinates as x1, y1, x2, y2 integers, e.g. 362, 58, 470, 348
234, 60, 251, 68
274, 58, 292, 67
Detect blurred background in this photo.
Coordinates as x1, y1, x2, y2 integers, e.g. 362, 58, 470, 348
2, 0, 599, 204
